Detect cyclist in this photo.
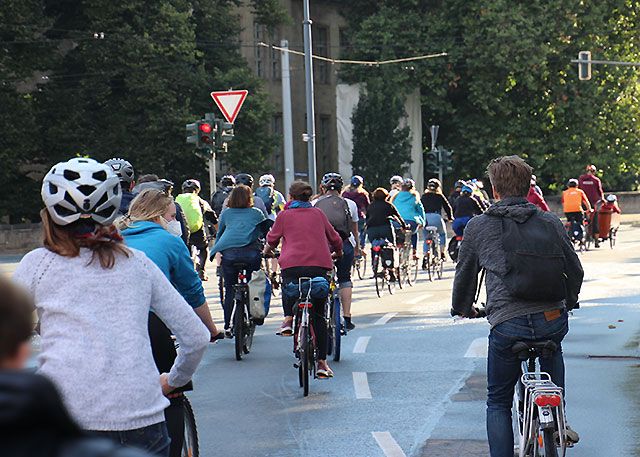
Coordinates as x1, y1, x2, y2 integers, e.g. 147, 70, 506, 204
527, 176, 550, 211
264, 181, 343, 378
118, 188, 223, 457
366, 187, 407, 245
13, 158, 209, 455
530, 174, 543, 197
342, 175, 370, 250
210, 185, 268, 337
389, 175, 404, 198
233, 173, 269, 217
256, 174, 286, 222
104, 157, 135, 214
175, 179, 218, 281
420, 178, 453, 267
602, 194, 621, 214
452, 183, 484, 237
562, 178, 592, 242
451, 155, 583, 457
211, 174, 236, 217
390, 178, 425, 257
579, 165, 605, 247
448, 180, 464, 207
315, 173, 360, 330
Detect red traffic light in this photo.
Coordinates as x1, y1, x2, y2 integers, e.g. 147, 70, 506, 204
199, 123, 213, 133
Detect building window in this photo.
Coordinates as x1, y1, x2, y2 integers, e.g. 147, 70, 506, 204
254, 23, 267, 78
339, 28, 350, 57
318, 115, 331, 171
271, 45, 281, 80
272, 114, 283, 173
313, 26, 330, 84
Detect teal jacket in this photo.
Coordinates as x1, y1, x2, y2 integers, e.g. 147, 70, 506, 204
391, 191, 426, 225
211, 207, 266, 256
121, 221, 205, 308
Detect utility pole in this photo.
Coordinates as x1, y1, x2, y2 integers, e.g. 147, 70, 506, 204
281, 39, 295, 192
430, 125, 442, 183
205, 112, 217, 194
302, 0, 317, 191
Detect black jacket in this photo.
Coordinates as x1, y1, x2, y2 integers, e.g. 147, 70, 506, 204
421, 192, 453, 220
452, 195, 483, 219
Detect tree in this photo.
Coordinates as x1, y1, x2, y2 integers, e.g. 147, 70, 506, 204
351, 77, 412, 190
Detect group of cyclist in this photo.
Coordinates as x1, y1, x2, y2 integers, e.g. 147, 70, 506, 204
0, 150, 618, 457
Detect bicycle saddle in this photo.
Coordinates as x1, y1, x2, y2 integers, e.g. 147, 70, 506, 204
511, 340, 558, 361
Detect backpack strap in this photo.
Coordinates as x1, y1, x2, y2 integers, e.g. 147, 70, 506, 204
474, 268, 486, 305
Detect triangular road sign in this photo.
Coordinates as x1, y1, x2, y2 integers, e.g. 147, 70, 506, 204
210, 90, 248, 124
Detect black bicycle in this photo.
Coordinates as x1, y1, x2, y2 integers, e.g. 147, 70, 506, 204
181, 396, 199, 457
231, 263, 256, 361
371, 239, 397, 297
424, 226, 444, 281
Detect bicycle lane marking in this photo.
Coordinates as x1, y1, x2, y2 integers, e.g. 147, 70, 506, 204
406, 293, 433, 305
353, 372, 372, 399
374, 312, 397, 325
353, 336, 371, 354
372, 431, 407, 457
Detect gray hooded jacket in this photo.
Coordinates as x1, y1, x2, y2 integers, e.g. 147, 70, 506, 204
452, 197, 583, 327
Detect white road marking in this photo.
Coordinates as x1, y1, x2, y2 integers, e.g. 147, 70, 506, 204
406, 293, 433, 305
372, 431, 407, 457
353, 372, 372, 399
353, 336, 371, 354
464, 337, 488, 358
374, 312, 397, 325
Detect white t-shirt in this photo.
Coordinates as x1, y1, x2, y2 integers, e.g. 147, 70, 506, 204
312, 195, 359, 247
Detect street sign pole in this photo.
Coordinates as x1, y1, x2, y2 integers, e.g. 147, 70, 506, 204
281, 39, 295, 192
302, 0, 317, 191
209, 152, 216, 197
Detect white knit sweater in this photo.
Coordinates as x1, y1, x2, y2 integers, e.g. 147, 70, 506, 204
13, 247, 209, 431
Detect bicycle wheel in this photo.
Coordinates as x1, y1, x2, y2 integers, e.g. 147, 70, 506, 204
610, 229, 616, 249
182, 396, 199, 457
233, 295, 244, 361
426, 253, 433, 282
374, 257, 384, 298
537, 428, 559, 457
388, 269, 396, 295
218, 274, 224, 305
243, 320, 255, 354
410, 257, 419, 285
333, 294, 342, 362
436, 257, 443, 280
299, 326, 310, 397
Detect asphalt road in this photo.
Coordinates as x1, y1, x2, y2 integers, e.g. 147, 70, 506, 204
3, 225, 640, 456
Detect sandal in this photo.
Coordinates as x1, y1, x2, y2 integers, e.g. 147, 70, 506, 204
276, 319, 293, 336
210, 331, 225, 342
317, 363, 334, 379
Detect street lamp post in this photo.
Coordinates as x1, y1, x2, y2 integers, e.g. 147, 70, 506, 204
302, 0, 317, 191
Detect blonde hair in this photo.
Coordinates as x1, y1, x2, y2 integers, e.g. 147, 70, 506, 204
117, 188, 173, 230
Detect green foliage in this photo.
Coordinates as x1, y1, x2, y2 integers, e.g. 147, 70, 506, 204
342, 0, 640, 193
351, 78, 412, 190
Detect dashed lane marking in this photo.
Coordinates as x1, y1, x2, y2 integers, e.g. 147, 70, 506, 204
353, 336, 371, 354
372, 431, 407, 457
374, 312, 397, 325
406, 293, 433, 305
353, 372, 372, 399
464, 337, 488, 358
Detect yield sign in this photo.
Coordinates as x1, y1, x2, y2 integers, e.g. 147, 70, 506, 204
210, 90, 248, 124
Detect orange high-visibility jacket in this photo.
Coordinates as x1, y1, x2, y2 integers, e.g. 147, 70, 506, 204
562, 187, 591, 213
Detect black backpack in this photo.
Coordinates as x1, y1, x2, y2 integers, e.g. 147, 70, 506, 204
315, 195, 352, 240
499, 215, 567, 302
210, 188, 229, 216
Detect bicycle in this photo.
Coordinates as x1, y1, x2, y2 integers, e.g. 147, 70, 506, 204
292, 277, 323, 397
326, 265, 344, 362
171, 337, 199, 457
351, 250, 367, 280
565, 216, 587, 253
396, 228, 418, 287
230, 263, 257, 361
262, 251, 281, 297
423, 226, 444, 281
371, 238, 397, 297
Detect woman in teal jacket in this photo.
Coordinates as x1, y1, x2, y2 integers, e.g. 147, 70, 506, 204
120, 188, 222, 457
390, 178, 426, 253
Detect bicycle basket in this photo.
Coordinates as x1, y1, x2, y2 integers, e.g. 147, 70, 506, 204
283, 277, 329, 300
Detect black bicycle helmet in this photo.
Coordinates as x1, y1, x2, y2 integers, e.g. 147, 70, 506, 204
182, 179, 201, 192
402, 178, 415, 190
427, 178, 441, 190
104, 158, 134, 184
220, 175, 236, 187
235, 173, 254, 187
321, 172, 343, 191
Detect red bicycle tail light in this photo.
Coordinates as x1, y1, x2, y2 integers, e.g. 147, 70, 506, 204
456, 236, 463, 241
238, 273, 246, 281
298, 301, 313, 309
534, 394, 561, 407
372, 246, 381, 252
427, 239, 432, 245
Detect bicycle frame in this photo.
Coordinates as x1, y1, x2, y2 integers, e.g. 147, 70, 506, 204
514, 358, 568, 457
230, 268, 249, 333
294, 278, 315, 357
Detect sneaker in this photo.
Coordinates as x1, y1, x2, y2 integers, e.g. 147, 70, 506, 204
555, 425, 580, 446
224, 329, 232, 339
276, 320, 293, 336
344, 317, 355, 331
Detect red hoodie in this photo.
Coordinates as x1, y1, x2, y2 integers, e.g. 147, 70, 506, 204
578, 173, 604, 206
527, 186, 550, 211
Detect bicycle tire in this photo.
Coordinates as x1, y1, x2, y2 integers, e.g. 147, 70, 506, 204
411, 258, 419, 285
233, 293, 244, 361
333, 294, 341, 362
388, 270, 396, 295
539, 428, 559, 457
299, 326, 310, 396
437, 258, 443, 280
426, 253, 433, 282
243, 321, 255, 354
373, 256, 384, 298
218, 274, 224, 305
182, 396, 199, 457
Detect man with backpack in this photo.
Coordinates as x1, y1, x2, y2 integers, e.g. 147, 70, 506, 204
451, 155, 583, 457
256, 174, 286, 222
314, 173, 360, 330
211, 175, 236, 217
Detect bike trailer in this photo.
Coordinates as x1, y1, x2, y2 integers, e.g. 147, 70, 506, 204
283, 277, 329, 300
598, 208, 620, 239
248, 270, 272, 319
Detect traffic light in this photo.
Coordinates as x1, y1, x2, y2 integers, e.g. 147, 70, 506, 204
440, 147, 454, 173
215, 119, 234, 150
198, 121, 214, 146
425, 148, 439, 174
578, 51, 591, 81
186, 122, 199, 147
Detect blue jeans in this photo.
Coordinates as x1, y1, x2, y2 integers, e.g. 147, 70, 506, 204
89, 422, 170, 457
392, 220, 419, 250
335, 241, 355, 288
423, 213, 446, 253
487, 310, 569, 457
221, 246, 262, 328
357, 219, 366, 249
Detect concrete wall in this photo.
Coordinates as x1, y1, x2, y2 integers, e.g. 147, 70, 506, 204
545, 191, 640, 215
0, 224, 42, 255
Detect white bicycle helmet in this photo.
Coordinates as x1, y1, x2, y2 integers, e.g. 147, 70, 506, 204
42, 158, 122, 226
390, 175, 403, 185
104, 158, 134, 184
606, 194, 617, 203
259, 174, 275, 187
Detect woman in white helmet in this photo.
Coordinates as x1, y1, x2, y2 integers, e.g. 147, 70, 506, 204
12, 158, 209, 456
256, 173, 286, 222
